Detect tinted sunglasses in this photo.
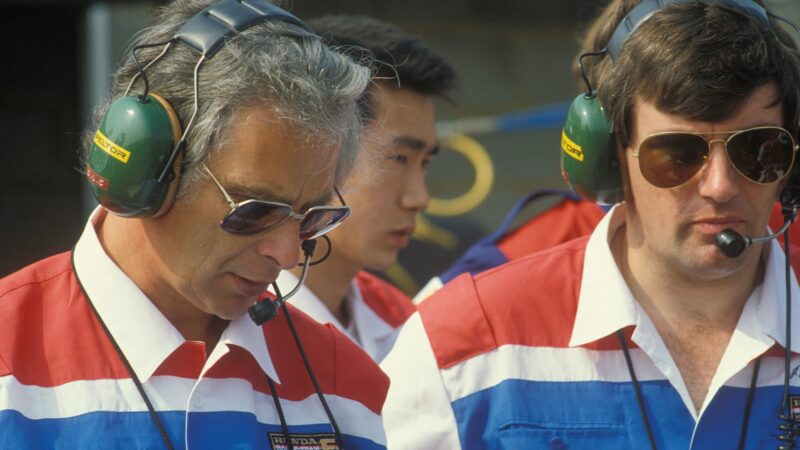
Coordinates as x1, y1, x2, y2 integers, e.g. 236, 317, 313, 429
203, 164, 350, 239
633, 126, 798, 189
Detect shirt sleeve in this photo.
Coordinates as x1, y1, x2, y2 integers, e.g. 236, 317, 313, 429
380, 312, 462, 449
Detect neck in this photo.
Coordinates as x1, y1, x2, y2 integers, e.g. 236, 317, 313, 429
613, 223, 765, 412
99, 214, 227, 355
293, 245, 361, 327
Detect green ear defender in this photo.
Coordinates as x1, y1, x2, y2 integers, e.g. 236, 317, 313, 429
560, 0, 770, 204
85, 0, 313, 218
560, 92, 621, 204
86, 93, 182, 218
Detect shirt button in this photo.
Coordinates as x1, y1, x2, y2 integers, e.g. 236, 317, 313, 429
550, 437, 567, 450
192, 397, 205, 410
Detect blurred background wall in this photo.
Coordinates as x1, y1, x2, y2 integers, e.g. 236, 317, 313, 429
1, 0, 798, 295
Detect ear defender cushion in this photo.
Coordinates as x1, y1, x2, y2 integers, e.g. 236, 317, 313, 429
560, 93, 623, 204
86, 93, 183, 217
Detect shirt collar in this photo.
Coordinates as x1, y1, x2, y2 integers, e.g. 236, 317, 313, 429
216, 312, 280, 383
568, 203, 800, 351
347, 279, 396, 342
753, 234, 800, 351
275, 270, 344, 332
74, 207, 280, 383
275, 271, 395, 346
569, 204, 639, 347
73, 207, 185, 383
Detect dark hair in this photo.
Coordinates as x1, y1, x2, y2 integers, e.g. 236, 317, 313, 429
308, 14, 456, 121
576, 0, 800, 147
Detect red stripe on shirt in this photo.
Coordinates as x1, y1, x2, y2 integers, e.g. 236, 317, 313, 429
355, 271, 415, 329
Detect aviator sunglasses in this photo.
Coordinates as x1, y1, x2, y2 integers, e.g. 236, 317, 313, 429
203, 164, 351, 239
632, 126, 798, 189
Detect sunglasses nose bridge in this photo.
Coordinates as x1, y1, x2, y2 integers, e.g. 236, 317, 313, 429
703, 138, 734, 169
286, 210, 307, 222
705, 138, 740, 170
706, 138, 727, 154
697, 137, 743, 194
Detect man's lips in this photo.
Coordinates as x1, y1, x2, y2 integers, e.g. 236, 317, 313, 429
228, 273, 273, 297
389, 226, 415, 247
393, 225, 415, 235
692, 217, 747, 234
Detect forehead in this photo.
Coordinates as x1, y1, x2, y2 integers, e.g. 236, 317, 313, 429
630, 83, 784, 139
209, 106, 339, 204
367, 84, 436, 143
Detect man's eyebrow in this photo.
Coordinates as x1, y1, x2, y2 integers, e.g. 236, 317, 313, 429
302, 192, 335, 210
227, 184, 283, 203
228, 184, 335, 210
393, 135, 439, 155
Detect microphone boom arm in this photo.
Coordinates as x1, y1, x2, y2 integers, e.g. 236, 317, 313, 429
248, 240, 318, 325
716, 209, 798, 258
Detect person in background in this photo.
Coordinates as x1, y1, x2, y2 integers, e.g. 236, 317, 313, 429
381, 1, 800, 448
274, 14, 456, 362
0, 1, 390, 448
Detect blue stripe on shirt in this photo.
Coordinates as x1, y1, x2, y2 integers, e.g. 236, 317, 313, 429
451, 378, 799, 449
0, 409, 383, 450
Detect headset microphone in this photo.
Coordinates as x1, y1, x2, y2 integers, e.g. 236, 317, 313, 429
249, 239, 318, 325
246, 238, 345, 448
716, 218, 796, 258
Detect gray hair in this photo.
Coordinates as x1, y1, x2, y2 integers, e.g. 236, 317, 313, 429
84, 0, 371, 196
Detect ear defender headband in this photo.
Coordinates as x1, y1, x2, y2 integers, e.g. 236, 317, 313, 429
86, 0, 311, 218
560, 0, 771, 205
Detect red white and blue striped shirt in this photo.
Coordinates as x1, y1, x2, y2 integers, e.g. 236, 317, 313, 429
0, 209, 389, 449
382, 204, 800, 449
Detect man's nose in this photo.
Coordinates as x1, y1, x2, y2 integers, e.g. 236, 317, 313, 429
697, 144, 740, 204
401, 171, 431, 212
254, 219, 302, 270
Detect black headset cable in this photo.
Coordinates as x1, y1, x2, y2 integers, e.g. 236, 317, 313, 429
616, 329, 760, 450
777, 226, 799, 449
617, 329, 658, 450
129, 40, 172, 100
305, 235, 332, 267
738, 356, 762, 450
73, 251, 176, 450
267, 376, 295, 450
274, 283, 345, 449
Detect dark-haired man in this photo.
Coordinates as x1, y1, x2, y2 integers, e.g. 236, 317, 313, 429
274, 14, 456, 362
382, 1, 800, 448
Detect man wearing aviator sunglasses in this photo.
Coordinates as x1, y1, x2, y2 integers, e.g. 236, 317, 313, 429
202, 164, 351, 240
381, 1, 800, 449
633, 126, 797, 189
0, 1, 391, 448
